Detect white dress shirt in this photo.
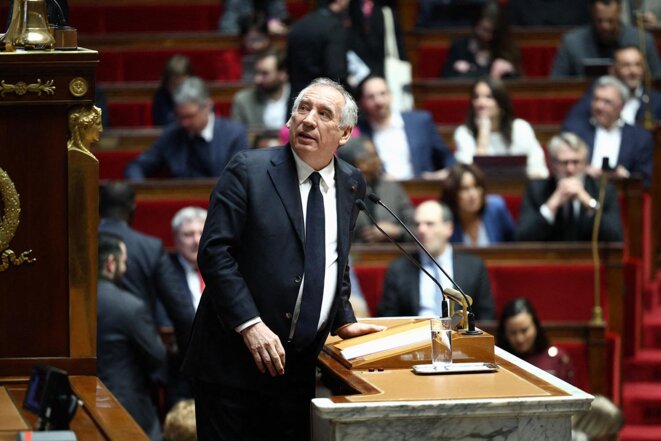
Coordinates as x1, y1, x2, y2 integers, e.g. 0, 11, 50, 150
371, 112, 414, 179
177, 254, 203, 311
592, 123, 623, 170
262, 83, 290, 129
418, 246, 454, 317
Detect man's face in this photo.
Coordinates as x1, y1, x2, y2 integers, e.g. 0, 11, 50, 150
113, 242, 128, 283
174, 218, 205, 266
176, 101, 211, 136
355, 140, 382, 182
287, 85, 352, 168
552, 143, 587, 179
359, 78, 391, 122
414, 202, 453, 257
591, 85, 624, 129
254, 55, 285, 95
612, 48, 644, 91
592, 2, 621, 45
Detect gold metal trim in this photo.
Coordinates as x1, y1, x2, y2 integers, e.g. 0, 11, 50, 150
0, 79, 55, 97
0, 167, 36, 272
69, 77, 88, 98
67, 105, 102, 160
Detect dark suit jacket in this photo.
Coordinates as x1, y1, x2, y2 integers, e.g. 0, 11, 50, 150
450, 194, 515, 244
154, 253, 196, 329
124, 116, 248, 179
97, 280, 165, 440
563, 85, 661, 129
182, 146, 365, 391
358, 111, 455, 176
561, 119, 653, 187
98, 219, 195, 350
514, 176, 623, 242
378, 252, 495, 321
286, 7, 348, 107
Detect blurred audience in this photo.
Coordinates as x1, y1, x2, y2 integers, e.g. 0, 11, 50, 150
442, 163, 515, 246
97, 233, 165, 441
163, 399, 196, 441
218, 0, 289, 35
454, 77, 549, 179
564, 46, 661, 128
358, 76, 455, 179
337, 136, 414, 242
620, 0, 661, 28
238, 14, 273, 82
441, 1, 521, 79
515, 132, 623, 242
563, 75, 653, 186
416, 0, 488, 28
378, 201, 495, 320
508, 0, 590, 26
152, 55, 195, 127
551, 0, 661, 78
126, 77, 248, 179
231, 47, 290, 129
252, 129, 282, 148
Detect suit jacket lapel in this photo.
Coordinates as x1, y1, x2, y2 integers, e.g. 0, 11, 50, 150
268, 147, 305, 245
334, 157, 358, 264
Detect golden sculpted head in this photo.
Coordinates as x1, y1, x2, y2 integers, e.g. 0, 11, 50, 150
67, 105, 103, 154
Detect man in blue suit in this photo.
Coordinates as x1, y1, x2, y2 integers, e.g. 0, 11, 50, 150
182, 78, 384, 440
125, 76, 249, 179
564, 46, 661, 128
357, 76, 455, 180
563, 75, 653, 187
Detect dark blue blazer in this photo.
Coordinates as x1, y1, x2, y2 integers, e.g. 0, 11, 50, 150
124, 116, 248, 179
450, 195, 515, 244
154, 253, 196, 329
182, 146, 365, 389
358, 110, 455, 176
562, 119, 653, 187
563, 85, 661, 128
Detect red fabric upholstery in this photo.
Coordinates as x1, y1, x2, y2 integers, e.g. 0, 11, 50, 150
133, 199, 210, 248
107, 101, 232, 128
354, 265, 388, 317
553, 340, 589, 392
96, 150, 140, 180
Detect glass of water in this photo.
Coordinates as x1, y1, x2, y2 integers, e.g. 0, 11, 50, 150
430, 317, 452, 369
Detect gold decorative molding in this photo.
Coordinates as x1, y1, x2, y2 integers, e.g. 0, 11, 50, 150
67, 105, 102, 160
0, 167, 35, 272
0, 79, 55, 98
69, 77, 88, 98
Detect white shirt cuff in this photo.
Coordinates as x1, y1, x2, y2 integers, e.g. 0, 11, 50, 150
540, 204, 555, 225
235, 317, 262, 334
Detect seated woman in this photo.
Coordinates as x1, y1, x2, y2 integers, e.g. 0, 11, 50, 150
152, 55, 194, 127
442, 163, 514, 245
440, 1, 520, 79
454, 77, 550, 179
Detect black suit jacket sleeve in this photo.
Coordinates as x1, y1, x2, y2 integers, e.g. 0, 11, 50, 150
127, 295, 167, 372
377, 257, 417, 317
154, 251, 195, 349
514, 180, 557, 241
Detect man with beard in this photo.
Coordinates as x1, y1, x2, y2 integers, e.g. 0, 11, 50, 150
96, 233, 166, 440
551, 0, 661, 78
231, 47, 290, 129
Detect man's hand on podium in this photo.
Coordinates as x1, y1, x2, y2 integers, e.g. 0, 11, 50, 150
336, 322, 387, 339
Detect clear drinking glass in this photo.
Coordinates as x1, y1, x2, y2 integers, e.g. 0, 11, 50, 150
430, 317, 452, 369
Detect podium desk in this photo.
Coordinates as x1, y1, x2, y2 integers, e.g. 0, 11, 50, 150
314, 345, 592, 441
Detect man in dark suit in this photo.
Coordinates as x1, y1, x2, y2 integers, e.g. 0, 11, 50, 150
98, 182, 195, 352
564, 46, 661, 129
286, 0, 350, 109
97, 233, 166, 441
182, 78, 384, 441
563, 75, 653, 187
357, 76, 455, 179
378, 201, 495, 321
125, 76, 249, 179
515, 132, 623, 242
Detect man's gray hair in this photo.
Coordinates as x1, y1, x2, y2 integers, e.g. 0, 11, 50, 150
594, 75, 630, 103
547, 132, 589, 159
171, 206, 208, 234
173, 76, 210, 107
291, 78, 358, 129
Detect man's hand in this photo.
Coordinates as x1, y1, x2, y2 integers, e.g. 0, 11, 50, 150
336, 322, 386, 339
240, 322, 286, 376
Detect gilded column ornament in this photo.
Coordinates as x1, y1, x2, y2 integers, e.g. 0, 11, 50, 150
0, 79, 55, 97
69, 77, 88, 98
67, 105, 102, 159
0, 167, 35, 272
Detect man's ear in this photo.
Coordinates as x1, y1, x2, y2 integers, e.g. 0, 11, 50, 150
337, 127, 353, 147
104, 254, 116, 277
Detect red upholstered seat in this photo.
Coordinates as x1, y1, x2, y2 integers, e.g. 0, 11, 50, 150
96, 150, 140, 180
107, 101, 232, 128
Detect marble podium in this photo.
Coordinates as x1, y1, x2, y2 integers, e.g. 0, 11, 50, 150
314, 326, 592, 441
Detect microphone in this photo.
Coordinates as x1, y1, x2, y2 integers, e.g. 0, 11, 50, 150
355, 200, 449, 318
366, 193, 482, 335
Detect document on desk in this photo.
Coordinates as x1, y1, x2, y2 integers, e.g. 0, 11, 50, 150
340, 326, 429, 360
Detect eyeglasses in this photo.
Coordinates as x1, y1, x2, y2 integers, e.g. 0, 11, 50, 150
553, 159, 584, 167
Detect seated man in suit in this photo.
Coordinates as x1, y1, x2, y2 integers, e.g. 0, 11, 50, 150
230, 47, 290, 129
515, 132, 623, 242
551, 0, 661, 78
125, 76, 249, 179
378, 200, 495, 321
563, 75, 653, 186
564, 45, 661, 128
358, 76, 455, 180
97, 233, 166, 441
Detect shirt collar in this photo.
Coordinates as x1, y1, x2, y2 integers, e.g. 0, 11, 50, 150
590, 116, 625, 131
198, 112, 215, 142
372, 111, 404, 130
291, 148, 335, 189
177, 253, 197, 273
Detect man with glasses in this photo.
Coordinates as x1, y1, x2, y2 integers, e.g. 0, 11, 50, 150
515, 132, 623, 242
125, 76, 248, 179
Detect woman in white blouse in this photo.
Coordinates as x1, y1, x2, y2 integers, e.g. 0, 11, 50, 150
454, 77, 549, 178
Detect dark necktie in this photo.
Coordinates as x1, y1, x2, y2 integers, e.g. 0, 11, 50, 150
293, 172, 326, 350
186, 135, 209, 177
